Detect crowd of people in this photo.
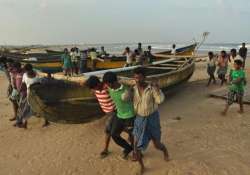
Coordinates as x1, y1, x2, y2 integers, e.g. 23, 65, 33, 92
0, 55, 170, 174
0, 57, 49, 128
206, 43, 247, 115
0, 42, 248, 174
61, 47, 106, 76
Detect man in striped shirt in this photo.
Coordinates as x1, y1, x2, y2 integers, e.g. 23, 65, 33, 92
86, 76, 116, 158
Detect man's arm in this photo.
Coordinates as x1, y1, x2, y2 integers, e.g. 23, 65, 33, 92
232, 71, 246, 84
152, 83, 165, 104
121, 86, 134, 102
232, 77, 243, 84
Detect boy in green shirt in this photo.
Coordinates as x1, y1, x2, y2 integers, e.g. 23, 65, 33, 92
103, 71, 135, 159
222, 59, 246, 115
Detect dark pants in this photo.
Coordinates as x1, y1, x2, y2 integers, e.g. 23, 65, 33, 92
243, 58, 246, 68
111, 116, 134, 153
79, 59, 87, 73
72, 61, 79, 74
105, 112, 116, 134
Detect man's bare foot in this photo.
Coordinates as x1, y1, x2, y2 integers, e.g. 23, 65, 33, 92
238, 110, 244, 114
100, 150, 110, 159
132, 152, 138, 162
140, 166, 145, 175
221, 111, 227, 116
42, 120, 50, 128
9, 117, 16, 121
164, 155, 170, 161
13, 122, 22, 127
122, 149, 132, 160
19, 121, 27, 129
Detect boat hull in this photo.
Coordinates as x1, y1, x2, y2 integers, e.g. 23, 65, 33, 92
29, 80, 104, 124
28, 58, 195, 124
20, 43, 197, 74
157, 43, 197, 55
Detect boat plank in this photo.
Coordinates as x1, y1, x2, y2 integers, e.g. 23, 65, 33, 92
159, 64, 180, 67
147, 66, 177, 70
172, 60, 187, 63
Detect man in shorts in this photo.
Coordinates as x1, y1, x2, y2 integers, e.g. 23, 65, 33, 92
222, 59, 246, 115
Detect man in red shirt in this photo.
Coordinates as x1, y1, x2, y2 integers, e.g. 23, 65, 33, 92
86, 76, 116, 158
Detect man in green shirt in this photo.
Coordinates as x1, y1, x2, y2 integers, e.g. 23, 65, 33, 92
222, 59, 246, 115
103, 72, 135, 159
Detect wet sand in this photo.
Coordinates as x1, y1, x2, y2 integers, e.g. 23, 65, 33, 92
0, 59, 250, 175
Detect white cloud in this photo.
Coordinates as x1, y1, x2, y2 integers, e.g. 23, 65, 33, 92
216, 0, 224, 6
39, 0, 48, 9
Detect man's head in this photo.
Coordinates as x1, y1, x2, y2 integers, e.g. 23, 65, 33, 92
148, 45, 152, 51
208, 51, 214, 59
101, 46, 105, 51
64, 48, 68, 54
103, 71, 118, 89
86, 76, 102, 90
23, 63, 33, 72
125, 47, 130, 53
230, 48, 237, 57
134, 49, 139, 55
138, 43, 142, 48
221, 50, 226, 58
6, 58, 14, 68
12, 62, 22, 72
172, 44, 176, 49
242, 43, 246, 48
234, 59, 243, 70
133, 67, 146, 85
24, 63, 36, 77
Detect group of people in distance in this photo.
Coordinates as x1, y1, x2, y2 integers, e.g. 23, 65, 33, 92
61, 43, 159, 76
206, 43, 247, 115
86, 68, 169, 174
0, 57, 49, 128
122, 43, 154, 67
122, 43, 177, 67
61, 46, 109, 76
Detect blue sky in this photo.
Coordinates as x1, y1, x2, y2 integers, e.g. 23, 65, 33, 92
0, 0, 250, 45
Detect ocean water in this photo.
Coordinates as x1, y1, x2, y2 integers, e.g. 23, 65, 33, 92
69, 43, 250, 55
2, 43, 249, 55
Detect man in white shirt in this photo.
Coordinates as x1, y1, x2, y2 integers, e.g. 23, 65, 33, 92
171, 44, 176, 55
123, 47, 134, 67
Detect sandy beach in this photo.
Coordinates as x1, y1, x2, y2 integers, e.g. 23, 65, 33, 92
0, 59, 250, 175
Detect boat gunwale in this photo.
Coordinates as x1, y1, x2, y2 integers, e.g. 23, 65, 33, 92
118, 58, 195, 80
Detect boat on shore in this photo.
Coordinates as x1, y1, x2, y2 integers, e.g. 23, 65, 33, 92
45, 49, 64, 56
29, 56, 195, 124
157, 43, 197, 55
13, 43, 197, 74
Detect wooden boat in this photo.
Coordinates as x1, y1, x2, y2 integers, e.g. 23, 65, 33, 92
20, 58, 63, 74
19, 55, 128, 74
157, 43, 197, 55
3, 53, 62, 74
3, 52, 60, 61
28, 56, 195, 124
46, 49, 64, 56
17, 43, 197, 74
